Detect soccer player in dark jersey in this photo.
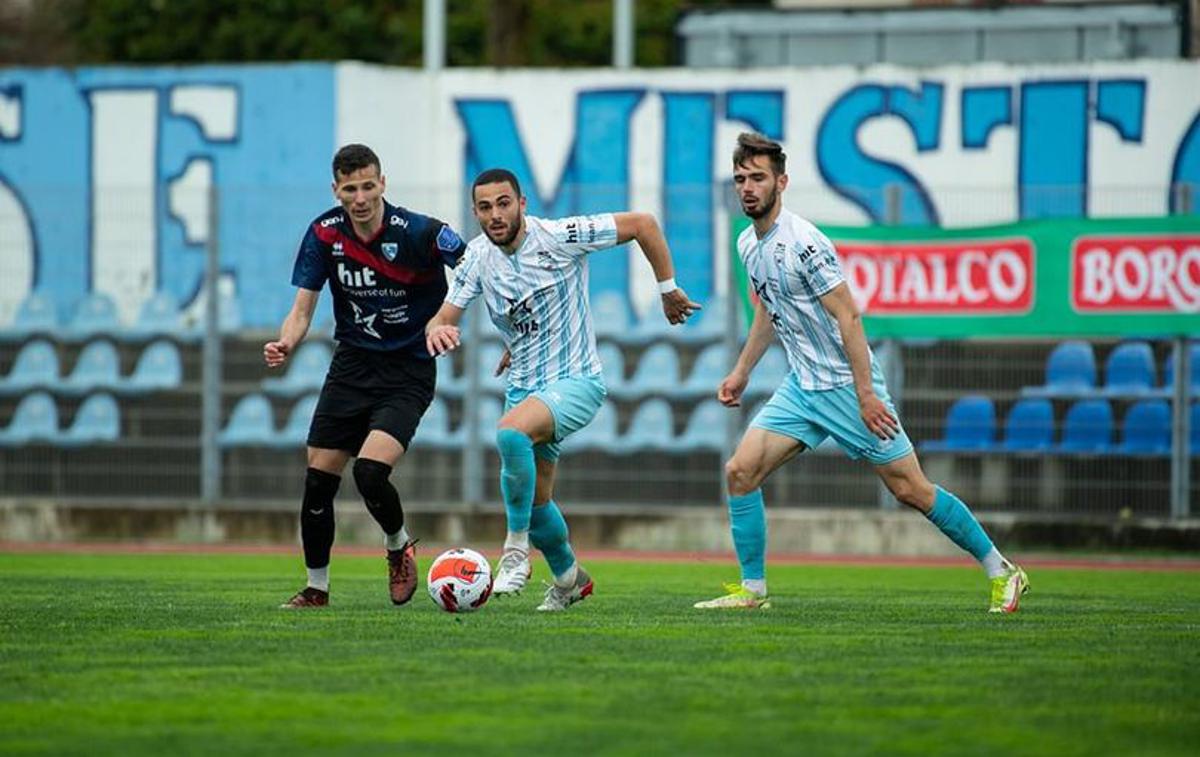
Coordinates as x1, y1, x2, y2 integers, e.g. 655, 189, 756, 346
266, 144, 466, 609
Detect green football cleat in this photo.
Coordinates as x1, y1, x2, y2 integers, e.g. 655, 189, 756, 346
693, 582, 771, 610
989, 564, 1030, 614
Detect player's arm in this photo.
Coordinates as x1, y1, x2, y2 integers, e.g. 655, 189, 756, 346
264, 288, 319, 368
612, 212, 701, 325
819, 283, 898, 440
425, 302, 466, 357
718, 299, 773, 407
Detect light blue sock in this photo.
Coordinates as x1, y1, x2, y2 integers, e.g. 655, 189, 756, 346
927, 486, 994, 561
529, 500, 576, 578
496, 428, 536, 533
729, 490, 767, 581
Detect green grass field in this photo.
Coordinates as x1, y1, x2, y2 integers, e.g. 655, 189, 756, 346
2, 552, 1198, 756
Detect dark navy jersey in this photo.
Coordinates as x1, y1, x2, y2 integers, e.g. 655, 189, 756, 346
291, 201, 467, 356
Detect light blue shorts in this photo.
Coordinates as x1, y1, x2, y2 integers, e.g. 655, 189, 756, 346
751, 373, 914, 465
504, 374, 607, 462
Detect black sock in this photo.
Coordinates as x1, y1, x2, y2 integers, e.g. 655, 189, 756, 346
300, 467, 340, 569
353, 458, 404, 536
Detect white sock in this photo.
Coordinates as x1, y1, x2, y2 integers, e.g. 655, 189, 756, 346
981, 548, 1008, 579
504, 530, 530, 553
385, 525, 411, 551
742, 578, 767, 596
307, 565, 329, 592
554, 562, 579, 588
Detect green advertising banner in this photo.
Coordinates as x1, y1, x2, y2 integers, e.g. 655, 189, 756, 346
730, 215, 1200, 339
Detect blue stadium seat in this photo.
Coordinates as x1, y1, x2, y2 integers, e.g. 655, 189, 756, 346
475, 343, 508, 395
59, 393, 120, 446
128, 291, 184, 340
263, 341, 332, 397
591, 291, 633, 342
999, 398, 1054, 452
124, 340, 183, 394
921, 396, 997, 452
410, 397, 457, 450
436, 355, 468, 398
1163, 343, 1200, 395
1023, 341, 1097, 398
621, 398, 675, 452
65, 293, 122, 341
1055, 399, 1114, 454
597, 342, 627, 396
563, 401, 619, 453
615, 343, 680, 399
1116, 400, 1170, 456
0, 391, 58, 445
269, 393, 318, 449
1193, 403, 1200, 456
673, 297, 728, 345
61, 340, 122, 395
0, 339, 59, 395
218, 394, 275, 447
625, 307, 677, 346
745, 347, 789, 398
678, 344, 729, 399
675, 399, 728, 453
4, 292, 58, 340
1102, 341, 1156, 396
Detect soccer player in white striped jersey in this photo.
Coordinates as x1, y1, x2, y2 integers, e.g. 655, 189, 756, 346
426, 168, 699, 611
694, 133, 1029, 613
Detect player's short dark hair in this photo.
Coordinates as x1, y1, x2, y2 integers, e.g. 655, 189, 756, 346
472, 168, 522, 202
733, 132, 786, 176
332, 144, 381, 179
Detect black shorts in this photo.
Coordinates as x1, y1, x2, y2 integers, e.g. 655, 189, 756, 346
307, 343, 436, 453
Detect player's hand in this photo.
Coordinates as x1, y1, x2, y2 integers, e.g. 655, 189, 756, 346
661, 288, 701, 325
717, 369, 749, 407
426, 324, 461, 357
859, 392, 899, 440
263, 340, 292, 368
494, 349, 511, 377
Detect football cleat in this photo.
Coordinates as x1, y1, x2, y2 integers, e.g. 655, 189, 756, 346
693, 582, 771, 610
989, 564, 1030, 614
536, 567, 594, 612
493, 546, 532, 595
280, 586, 329, 609
387, 539, 420, 606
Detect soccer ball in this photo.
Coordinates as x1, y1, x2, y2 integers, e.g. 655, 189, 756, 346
426, 548, 493, 613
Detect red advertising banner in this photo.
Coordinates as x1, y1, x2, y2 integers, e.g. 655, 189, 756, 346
835, 239, 1035, 315
1071, 235, 1200, 313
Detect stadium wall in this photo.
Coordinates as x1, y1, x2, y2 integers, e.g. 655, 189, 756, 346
1, 61, 1198, 329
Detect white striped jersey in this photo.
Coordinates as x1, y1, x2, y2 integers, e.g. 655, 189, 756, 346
737, 208, 880, 391
447, 214, 619, 390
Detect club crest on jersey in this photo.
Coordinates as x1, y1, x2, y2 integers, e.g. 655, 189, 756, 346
437, 226, 463, 253
381, 242, 399, 261
332, 241, 344, 257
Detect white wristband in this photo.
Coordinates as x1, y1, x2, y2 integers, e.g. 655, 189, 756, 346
657, 277, 677, 295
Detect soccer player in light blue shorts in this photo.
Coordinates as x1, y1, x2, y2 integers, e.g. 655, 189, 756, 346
695, 133, 1028, 614
426, 167, 699, 611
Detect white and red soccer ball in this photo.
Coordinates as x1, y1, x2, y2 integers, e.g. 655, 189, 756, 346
426, 548, 493, 613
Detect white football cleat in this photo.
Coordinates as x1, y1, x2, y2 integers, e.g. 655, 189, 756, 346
492, 546, 532, 595
536, 567, 594, 612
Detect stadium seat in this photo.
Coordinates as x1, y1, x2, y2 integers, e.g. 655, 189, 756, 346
673, 297, 728, 344
269, 393, 319, 449
3, 292, 58, 339
1193, 403, 1200, 456
621, 398, 675, 452
262, 341, 332, 397
59, 393, 120, 446
0, 339, 59, 394
61, 339, 122, 395
474, 343, 508, 395
597, 341, 627, 395
615, 343, 680, 399
0, 391, 58, 445
1102, 341, 1156, 396
1163, 343, 1200, 395
678, 344, 729, 399
410, 397, 457, 450
218, 394, 275, 447
921, 396, 997, 452
999, 398, 1055, 452
436, 355, 468, 397
128, 291, 184, 340
124, 339, 183, 393
591, 291, 633, 342
675, 399, 728, 453
1023, 341, 1097, 397
1115, 400, 1171, 456
563, 401, 619, 453
745, 347, 789, 398
1055, 399, 1114, 454
65, 293, 122, 341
